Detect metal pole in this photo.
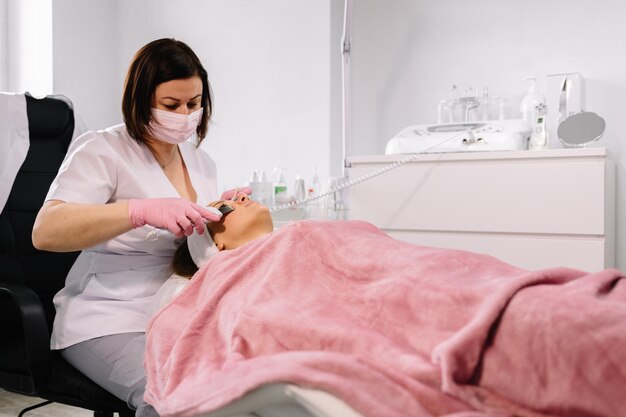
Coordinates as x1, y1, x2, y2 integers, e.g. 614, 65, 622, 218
341, 0, 353, 178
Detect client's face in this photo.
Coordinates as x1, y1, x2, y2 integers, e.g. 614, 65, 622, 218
207, 193, 274, 250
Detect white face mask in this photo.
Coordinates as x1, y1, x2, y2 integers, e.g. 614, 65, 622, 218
149, 107, 203, 144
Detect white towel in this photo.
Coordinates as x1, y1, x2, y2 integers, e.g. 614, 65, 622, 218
0, 93, 29, 212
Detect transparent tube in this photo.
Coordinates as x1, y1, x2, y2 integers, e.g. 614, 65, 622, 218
270, 131, 465, 214
146, 130, 468, 240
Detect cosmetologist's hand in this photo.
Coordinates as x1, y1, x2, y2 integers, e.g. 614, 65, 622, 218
128, 198, 222, 238
220, 186, 252, 201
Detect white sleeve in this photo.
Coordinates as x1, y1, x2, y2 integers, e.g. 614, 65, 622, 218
45, 130, 118, 204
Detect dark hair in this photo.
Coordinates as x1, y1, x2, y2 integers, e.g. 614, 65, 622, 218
122, 38, 213, 146
172, 240, 199, 278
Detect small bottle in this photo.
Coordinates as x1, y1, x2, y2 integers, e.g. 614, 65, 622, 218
273, 166, 289, 206
247, 170, 264, 204
529, 103, 548, 150
520, 77, 545, 128
309, 169, 320, 197
293, 176, 306, 202
307, 169, 324, 220
478, 87, 489, 121
247, 170, 274, 207
437, 99, 452, 124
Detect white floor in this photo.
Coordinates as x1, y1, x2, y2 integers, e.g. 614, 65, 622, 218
0, 389, 91, 417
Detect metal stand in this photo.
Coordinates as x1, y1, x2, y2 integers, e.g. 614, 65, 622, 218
17, 400, 52, 417
339, 0, 354, 218
341, 0, 353, 177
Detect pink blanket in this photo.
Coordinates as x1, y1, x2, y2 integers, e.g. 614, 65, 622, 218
145, 220, 626, 417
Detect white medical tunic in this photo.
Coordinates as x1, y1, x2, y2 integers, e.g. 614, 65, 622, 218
46, 124, 218, 350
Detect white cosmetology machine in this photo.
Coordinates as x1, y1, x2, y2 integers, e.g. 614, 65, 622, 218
385, 119, 532, 155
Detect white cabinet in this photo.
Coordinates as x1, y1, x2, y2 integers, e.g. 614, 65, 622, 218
347, 148, 614, 272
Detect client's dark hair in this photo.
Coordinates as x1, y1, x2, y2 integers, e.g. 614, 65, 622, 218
172, 240, 199, 278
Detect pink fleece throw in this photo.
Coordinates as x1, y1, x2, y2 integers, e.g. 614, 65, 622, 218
145, 221, 626, 417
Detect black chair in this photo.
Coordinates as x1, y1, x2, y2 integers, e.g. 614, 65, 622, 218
0, 94, 133, 416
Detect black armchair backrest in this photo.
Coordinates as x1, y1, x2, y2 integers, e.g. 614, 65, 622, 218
0, 95, 133, 416
0, 94, 80, 331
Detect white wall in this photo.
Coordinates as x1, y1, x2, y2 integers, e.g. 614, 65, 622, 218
0, 0, 7, 91
52, 0, 336, 196
350, 0, 626, 270
5, 0, 52, 96
53, 1, 121, 131
49, 1, 625, 267
330, 0, 346, 179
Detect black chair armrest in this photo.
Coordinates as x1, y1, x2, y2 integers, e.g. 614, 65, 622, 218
0, 281, 53, 392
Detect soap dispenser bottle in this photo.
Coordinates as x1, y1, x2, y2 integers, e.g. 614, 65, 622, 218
520, 77, 545, 128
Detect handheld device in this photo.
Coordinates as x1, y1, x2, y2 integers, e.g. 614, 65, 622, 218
145, 203, 235, 241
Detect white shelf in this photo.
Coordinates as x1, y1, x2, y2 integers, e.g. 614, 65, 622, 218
347, 147, 607, 164
347, 148, 615, 272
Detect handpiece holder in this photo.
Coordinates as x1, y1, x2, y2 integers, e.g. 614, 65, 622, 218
546, 72, 584, 149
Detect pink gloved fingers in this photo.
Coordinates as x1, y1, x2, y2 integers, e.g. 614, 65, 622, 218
128, 198, 222, 234
176, 216, 195, 237
186, 205, 208, 233
220, 186, 252, 201
190, 216, 205, 235
182, 206, 205, 235
183, 205, 222, 235
169, 224, 185, 239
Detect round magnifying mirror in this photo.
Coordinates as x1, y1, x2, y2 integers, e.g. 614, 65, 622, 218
557, 112, 606, 148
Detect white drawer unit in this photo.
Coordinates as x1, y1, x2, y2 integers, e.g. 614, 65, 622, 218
347, 148, 615, 272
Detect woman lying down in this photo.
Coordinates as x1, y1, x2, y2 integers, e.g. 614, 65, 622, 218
144, 194, 626, 417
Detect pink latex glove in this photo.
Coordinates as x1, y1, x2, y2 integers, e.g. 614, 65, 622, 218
128, 198, 222, 238
220, 186, 252, 201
